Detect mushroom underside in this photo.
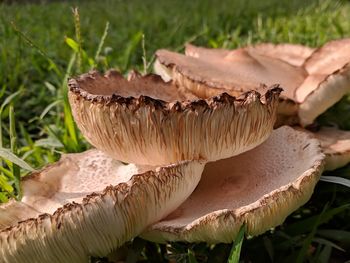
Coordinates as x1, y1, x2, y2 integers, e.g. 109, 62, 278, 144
69, 70, 281, 166
0, 150, 204, 263
142, 126, 325, 243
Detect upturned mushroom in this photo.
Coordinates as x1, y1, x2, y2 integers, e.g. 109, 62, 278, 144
0, 126, 325, 261
1, 61, 332, 262
68, 70, 281, 166
142, 126, 325, 243
0, 150, 205, 263
155, 39, 350, 126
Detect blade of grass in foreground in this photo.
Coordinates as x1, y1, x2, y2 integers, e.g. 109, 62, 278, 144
188, 249, 198, 263
228, 224, 246, 263
320, 176, 350, 188
296, 203, 329, 263
9, 104, 21, 199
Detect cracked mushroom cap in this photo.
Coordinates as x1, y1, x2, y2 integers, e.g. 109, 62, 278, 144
155, 39, 350, 126
311, 127, 350, 171
68, 70, 281, 166
141, 126, 325, 243
0, 150, 205, 263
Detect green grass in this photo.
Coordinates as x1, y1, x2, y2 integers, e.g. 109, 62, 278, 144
1, 0, 350, 262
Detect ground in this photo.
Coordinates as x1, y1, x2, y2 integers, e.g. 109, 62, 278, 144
0, 0, 349, 262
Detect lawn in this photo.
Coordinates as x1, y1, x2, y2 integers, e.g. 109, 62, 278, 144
0, 0, 350, 262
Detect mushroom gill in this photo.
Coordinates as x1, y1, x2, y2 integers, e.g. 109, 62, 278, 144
155, 39, 350, 126
0, 150, 205, 263
68, 70, 281, 166
141, 126, 325, 243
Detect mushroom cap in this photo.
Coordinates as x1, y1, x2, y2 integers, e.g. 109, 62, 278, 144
155, 39, 350, 126
141, 126, 325, 243
297, 38, 350, 125
156, 46, 306, 100
312, 127, 350, 171
304, 38, 350, 75
0, 150, 205, 263
68, 70, 281, 166
246, 43, 315, 67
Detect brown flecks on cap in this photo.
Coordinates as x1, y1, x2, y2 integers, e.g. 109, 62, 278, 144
0, 149, 205, 263
142, 127, 325, 243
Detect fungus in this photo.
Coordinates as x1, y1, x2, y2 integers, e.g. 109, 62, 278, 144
68, 70, 281, 166
311, 127, 350, 171
155, 39, 350, 126
3, 40, 347, 261
0, 150, 205, 263
142, 126, 325, 243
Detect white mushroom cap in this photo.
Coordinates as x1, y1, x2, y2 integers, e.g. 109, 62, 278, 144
155, 39, 350, 126
0, 150, 205, 263
311, 127, 350, 171
141, 126, 325, 243
68, 70, 281, 166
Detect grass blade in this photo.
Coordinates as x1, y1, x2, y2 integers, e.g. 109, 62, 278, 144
9, 104, 22, 199
285, 204, 350, 235
228, 224, 246, 263
0, 90, 21, 113
11, 22, 61, 76
40, 99, 62, 120
0, 147, 34, 172
94, 21, 110, 62
72, 7, 82, 73
188, 249, 198, 263
312, 237, 345, 252
320, 176, 350, 188
296, 203, 329, 263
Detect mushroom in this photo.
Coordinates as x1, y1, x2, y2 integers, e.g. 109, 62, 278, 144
311, 127, 350, 171
0, 150, 205, 263
0, 65, 329, 261
141, 126, 325, 243
155, 39, 350, 126
68, 70, 281, 166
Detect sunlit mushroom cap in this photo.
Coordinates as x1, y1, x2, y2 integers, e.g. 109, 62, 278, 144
0, 150, 205, 263
141, 126, 325, 243
155, 39, 350, 126
68, 70, 281, 165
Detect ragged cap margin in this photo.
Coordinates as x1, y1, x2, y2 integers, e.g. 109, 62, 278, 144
0, 150, 205, 263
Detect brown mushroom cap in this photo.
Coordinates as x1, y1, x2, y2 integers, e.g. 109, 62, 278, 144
304, 38, 350, 75
246, 43, 315, 67
68, 70, 281, 166
186, 43, 314, 67
156, 47, 306, 100
0, 150, 205, 263
141, 126, 325, 243
296, 38, 350, 125
312, 127, 350, 171
155, 39, 350, 126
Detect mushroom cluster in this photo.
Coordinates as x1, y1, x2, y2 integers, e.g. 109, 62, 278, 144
1, 39, 350, 262
155, 39, 350, 127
